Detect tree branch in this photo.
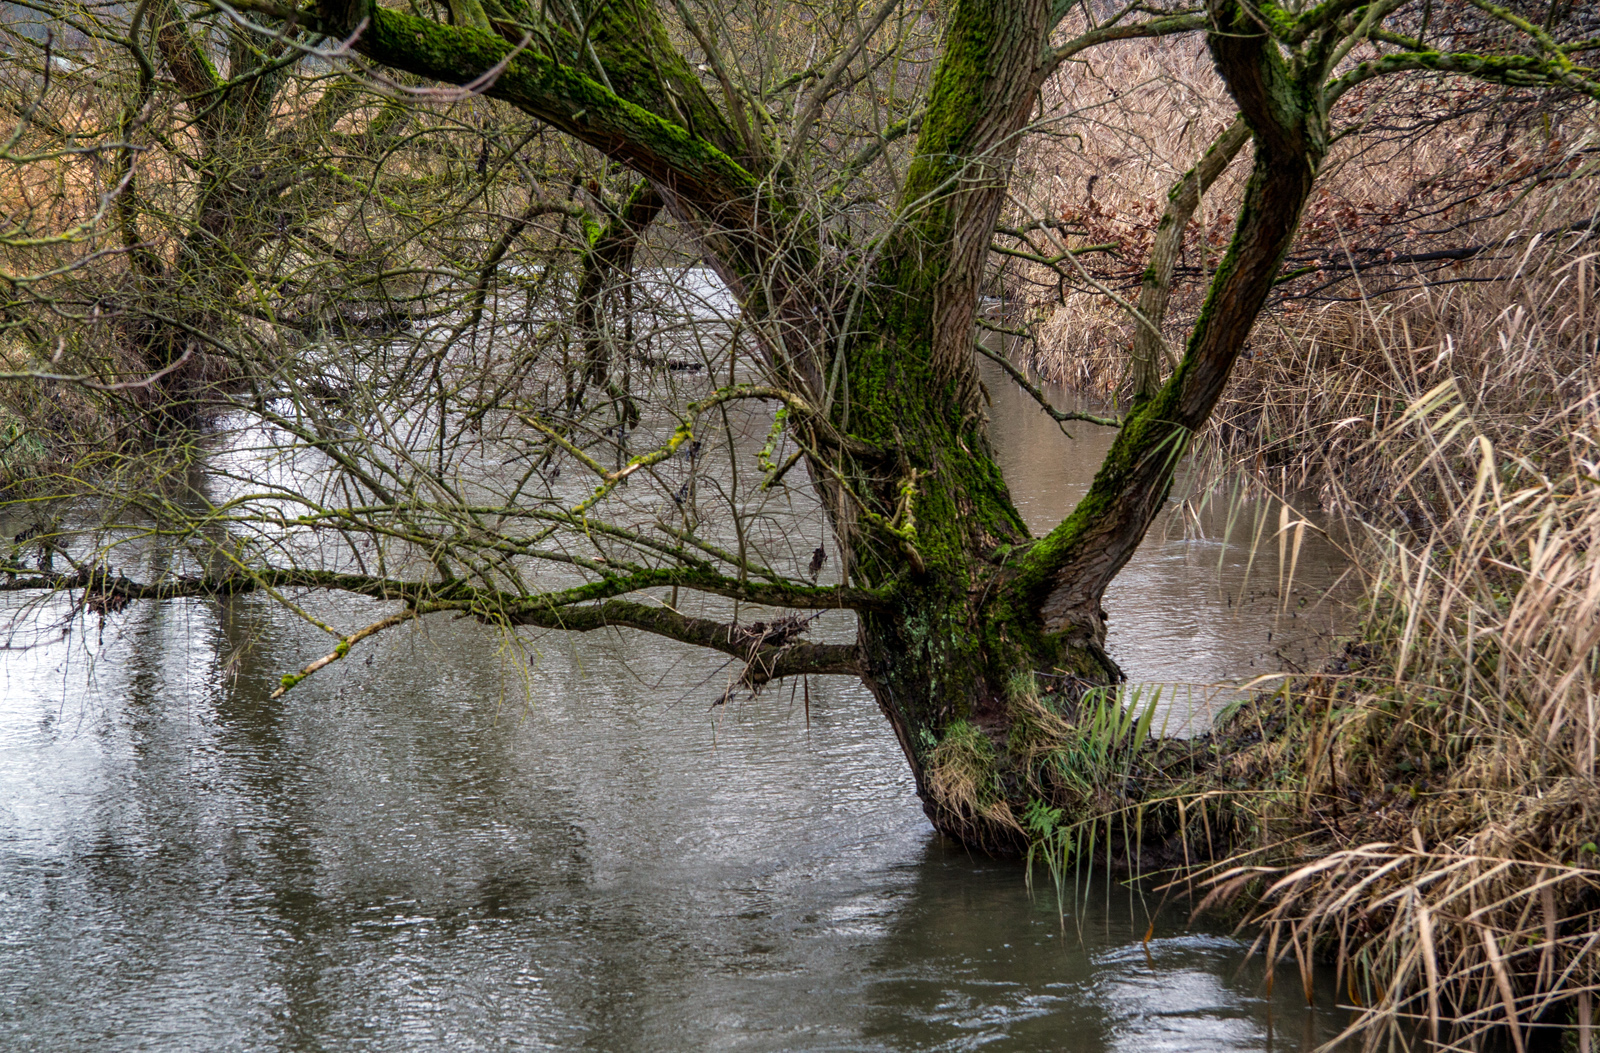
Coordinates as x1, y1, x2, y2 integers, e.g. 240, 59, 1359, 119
972, 340, 1121, 431
266, 1, 760, 211
0, 561, 865, 686
1045, 11, 1208, 77
1018, 0, 1326, 641
1128, 115, 1252, 400
500, 599, 862, 682
0, 561, 887, 615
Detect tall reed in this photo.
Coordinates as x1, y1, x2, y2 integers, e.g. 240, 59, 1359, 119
1188, 252, 1600, 1049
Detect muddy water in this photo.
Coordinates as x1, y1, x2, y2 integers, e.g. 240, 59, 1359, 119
0, 359, 1357, 1051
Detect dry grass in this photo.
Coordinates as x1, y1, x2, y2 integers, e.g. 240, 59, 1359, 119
1005, 35, 1600, 1048
925, 718, 1023, 837
1005, 35, 1243, 388
1197, 233, 1600, 512
1177, 271, 1600, 1048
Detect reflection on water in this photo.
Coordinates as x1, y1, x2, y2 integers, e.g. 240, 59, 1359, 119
0, 353, 1358, 1052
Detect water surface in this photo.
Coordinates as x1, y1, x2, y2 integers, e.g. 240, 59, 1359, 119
0, 355, 1358, 1051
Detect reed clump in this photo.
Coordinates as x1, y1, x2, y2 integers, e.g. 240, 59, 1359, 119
1176, 292, 1600, 1048
1008, 32, 1600, 1047
1194, 235, 1600, 516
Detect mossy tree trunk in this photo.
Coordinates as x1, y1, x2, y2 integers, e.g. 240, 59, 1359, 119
210, 0, 1585, 850
292, 0, 1330, 850
828, 0, 1120, 847
827, 0, 1330, 846
121, 3, 283, 379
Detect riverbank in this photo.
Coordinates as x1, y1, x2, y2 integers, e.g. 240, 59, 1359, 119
1017, 234, 1600, 1047
1205, 372, 1600, 1050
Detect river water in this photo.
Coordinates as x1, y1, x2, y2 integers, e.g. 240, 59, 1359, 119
0, 357, 1358, 1051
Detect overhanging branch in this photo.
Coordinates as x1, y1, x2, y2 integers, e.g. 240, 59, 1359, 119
501, 599, 862, 682
2, 561, 868, 686
0, 562, 886, 613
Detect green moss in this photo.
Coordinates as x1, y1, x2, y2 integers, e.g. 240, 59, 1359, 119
1255, 1, 1299, 38
363, 8, 757, 202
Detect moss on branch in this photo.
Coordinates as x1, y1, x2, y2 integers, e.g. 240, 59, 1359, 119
348, 7, 759, 207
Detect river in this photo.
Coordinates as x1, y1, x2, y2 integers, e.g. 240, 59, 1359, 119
0, 350, 1358, 1051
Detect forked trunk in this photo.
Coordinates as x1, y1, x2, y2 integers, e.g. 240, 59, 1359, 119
832, 0, 1328, 852
311, 0, 1330, 854
819, 0, 1099, 849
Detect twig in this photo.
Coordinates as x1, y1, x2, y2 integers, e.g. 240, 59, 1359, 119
270, 608, 419, 698
973, 341, 1121, 431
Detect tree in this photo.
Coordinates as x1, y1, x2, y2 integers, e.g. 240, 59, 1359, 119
4, 0, 1596, 852
0, 0, 613, 424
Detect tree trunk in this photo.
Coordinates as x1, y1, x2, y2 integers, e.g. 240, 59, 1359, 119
312, 0, 1331, 853
1128, 117, 1252, 401
811, 0, 1116, 849
116, 2, 300, 419
834, 0, 1328, 851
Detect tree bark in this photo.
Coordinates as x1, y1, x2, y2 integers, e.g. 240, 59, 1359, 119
840, 0, 1329, 847
821, 0, 1120, 847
